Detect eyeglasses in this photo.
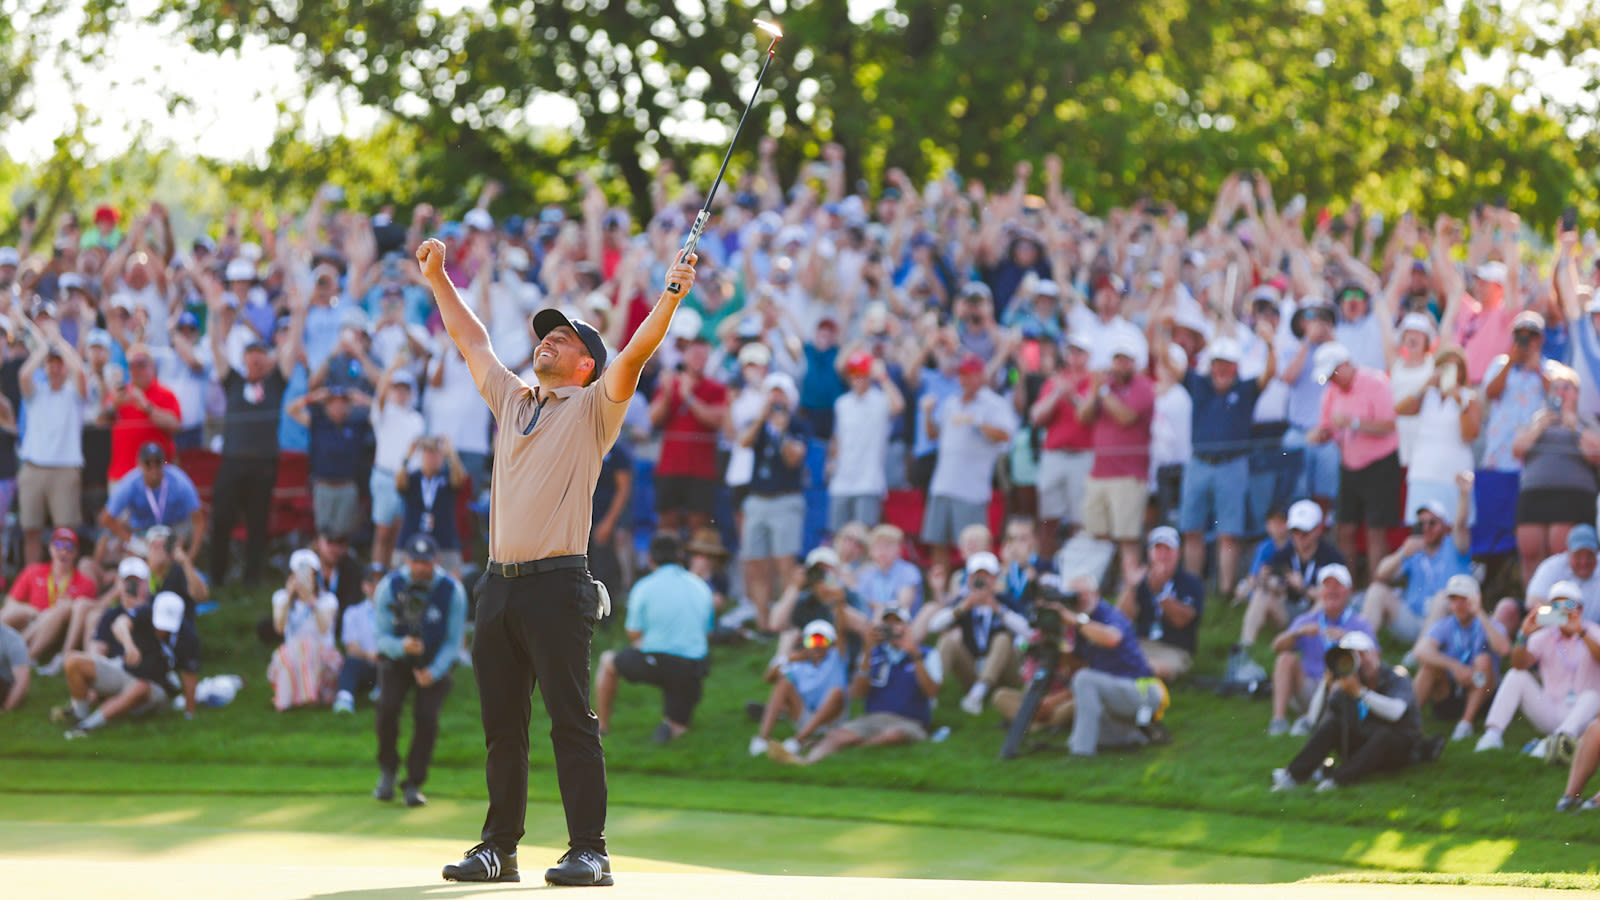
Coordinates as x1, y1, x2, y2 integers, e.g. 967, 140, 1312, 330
802, 633, 833, 650
1552, 599, 1580, 612
51, 540, 75, 551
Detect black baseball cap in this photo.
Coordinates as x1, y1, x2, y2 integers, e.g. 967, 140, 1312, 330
138, 442, 166, 464
405, 533, 438, 562
531, 308, 608, 376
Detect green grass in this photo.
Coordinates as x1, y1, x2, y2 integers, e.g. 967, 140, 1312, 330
1, 582, 1598, 886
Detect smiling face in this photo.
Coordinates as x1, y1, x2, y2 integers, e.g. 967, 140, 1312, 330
127, 350, 156, 388
532, 324, 596, 386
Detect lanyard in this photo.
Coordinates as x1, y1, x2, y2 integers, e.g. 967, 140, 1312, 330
1447, 617, 1484, 664
145, 475, 168, 523
46, 569, 70, 607
419, 475, 444, 512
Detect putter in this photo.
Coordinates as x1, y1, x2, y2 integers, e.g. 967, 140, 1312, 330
667, 18, 783, 294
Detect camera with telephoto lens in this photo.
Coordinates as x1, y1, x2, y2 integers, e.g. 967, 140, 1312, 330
1324, 645, 1358, 680
392, 580, 431, 660
1028, 583, 1077, 648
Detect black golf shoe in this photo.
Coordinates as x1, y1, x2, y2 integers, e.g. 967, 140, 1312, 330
442, 842, 519, 883
545, 848, 612, 886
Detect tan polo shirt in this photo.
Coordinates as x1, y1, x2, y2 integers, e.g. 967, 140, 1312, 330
478, 363, 628, 563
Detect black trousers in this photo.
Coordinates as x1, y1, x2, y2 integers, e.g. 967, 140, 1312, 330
1287, 715, 1419, 786
475, 568, 606, 855
376, 657, 453, 787
612, 647, 707, 726
209, 455, 278, 585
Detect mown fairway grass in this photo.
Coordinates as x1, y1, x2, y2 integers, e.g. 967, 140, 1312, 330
1, 581, 1597, 886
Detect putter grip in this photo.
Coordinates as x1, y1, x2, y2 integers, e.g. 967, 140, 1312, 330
668, 211, 711, 294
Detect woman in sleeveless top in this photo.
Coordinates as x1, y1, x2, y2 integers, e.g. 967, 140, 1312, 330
1388, 314, 1438, 469
1511, 366, 1600, 582
1395, 348, 1480, 525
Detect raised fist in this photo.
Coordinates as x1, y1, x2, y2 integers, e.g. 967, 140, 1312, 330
416, 238, 447, 280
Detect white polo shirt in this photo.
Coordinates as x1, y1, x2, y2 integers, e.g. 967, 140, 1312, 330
830, 386, 893, 497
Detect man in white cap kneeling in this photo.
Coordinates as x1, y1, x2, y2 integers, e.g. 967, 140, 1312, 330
59, 591, 198, 738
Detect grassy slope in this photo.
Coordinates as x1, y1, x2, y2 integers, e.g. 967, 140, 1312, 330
0, 584, 1597, 884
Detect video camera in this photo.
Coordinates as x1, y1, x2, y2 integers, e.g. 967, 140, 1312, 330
1000, 582, 1078, 760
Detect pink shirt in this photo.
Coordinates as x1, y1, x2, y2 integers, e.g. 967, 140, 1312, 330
1317, 366, 1400, 471
1453, 291, 1513, 385
1089, 374, 1155, 479
1527, 622, 1600, 705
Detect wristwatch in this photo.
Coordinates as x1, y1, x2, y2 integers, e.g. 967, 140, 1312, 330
1075, 612, 1091, 627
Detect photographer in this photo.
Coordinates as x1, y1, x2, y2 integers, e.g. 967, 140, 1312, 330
1270, 631, 1430, 792
1475, 581, 1600, 758
767, 605, 943, 765
928, 552, 1028, 715
773, 546, 870, 659
594, 534, 715, 744
1238, 499, 1348, 654
1040, 576, 1167, 757
1268, 564, 1375, 737
737, 372, 810, 635
373, 534, 468, 807
749, 619, 848, 758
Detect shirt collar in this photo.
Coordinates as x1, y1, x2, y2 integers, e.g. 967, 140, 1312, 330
533, 384, 583, 402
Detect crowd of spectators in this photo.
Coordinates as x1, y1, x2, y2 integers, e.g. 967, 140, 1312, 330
5, 141, 1600, 808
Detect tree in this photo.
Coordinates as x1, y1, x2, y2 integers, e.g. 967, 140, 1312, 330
61, 1, 1600, 224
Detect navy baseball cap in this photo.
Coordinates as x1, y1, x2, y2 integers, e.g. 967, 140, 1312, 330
531, 309, 607, 376
406, 533, 438, 562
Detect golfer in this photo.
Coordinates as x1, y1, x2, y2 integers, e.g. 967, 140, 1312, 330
418, 237, 697, 887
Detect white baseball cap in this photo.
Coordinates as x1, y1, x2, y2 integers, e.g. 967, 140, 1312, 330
1207, 337, 1243, 364
1474, 261, 1508, 284
289, 548, 322, 574
152, 591, 186, 632
1337, 630, 1377, 652
225, 259, 257, 282
805, 546, 841, 569
1313, 342, 1352, 384
1550, 580, 1584, 604
965, 551, 1001, 576
0, 246, 19, 267
1286, 499, 1323, 532
738, 342, 772, 368
1147, 526, 1180, 549
1318, 563, 1354, 588
762, 371, 800, 408
669, 307, 703, 340
118, 556, 152, 581
463, 209, 494, 231
801, 619, 838, 646
1444, 574, 1481, 603
1398, 312, 1437, 339
1110, 335, 1142, 361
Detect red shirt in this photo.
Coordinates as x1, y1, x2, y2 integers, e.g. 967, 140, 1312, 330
1039, 372, 1094, 452
656, 376, 728, 480
109, 380, 182, 480
9, 563, 96, 611
1089, 374, 1155, 479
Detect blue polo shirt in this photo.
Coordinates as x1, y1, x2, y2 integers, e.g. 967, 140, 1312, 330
307, 407, 369, 481
1079, 601, 1152, 679
1183, 372, 1260, 457
626, 564, 716, 660
106, 465, 202, 530
1399, 541, 1473, 617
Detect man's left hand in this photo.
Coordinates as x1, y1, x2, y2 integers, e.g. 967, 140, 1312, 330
415, 668, 435, 688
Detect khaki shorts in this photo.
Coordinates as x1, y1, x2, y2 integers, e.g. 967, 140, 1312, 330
18, 462, 82, 531
836, 711, 928, 743
1082, 476, 1145, 541
1037, 449, 1092, 524
91, 656, 169, 706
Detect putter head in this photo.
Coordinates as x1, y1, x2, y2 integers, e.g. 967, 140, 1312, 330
754, 19, 783, 40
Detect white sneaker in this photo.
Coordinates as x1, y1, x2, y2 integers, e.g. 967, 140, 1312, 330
1314, 777, 1338, 793
1450, 720, 1475, 742
1529, 735, 1550, 760
1475, 729, 1504, 752
747, 736, 768, 757
1267, 718, 1290, 737
332, 692, 355, 714
781, 737, 802, 757
960, 684, 987, 715
1270, 768, 1299, 792
1289, 717, 1313, 737
36, 654, 64, 677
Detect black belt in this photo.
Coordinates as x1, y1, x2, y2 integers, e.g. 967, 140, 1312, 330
1194, 451, 1247, 465
487, 555, 587, 578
